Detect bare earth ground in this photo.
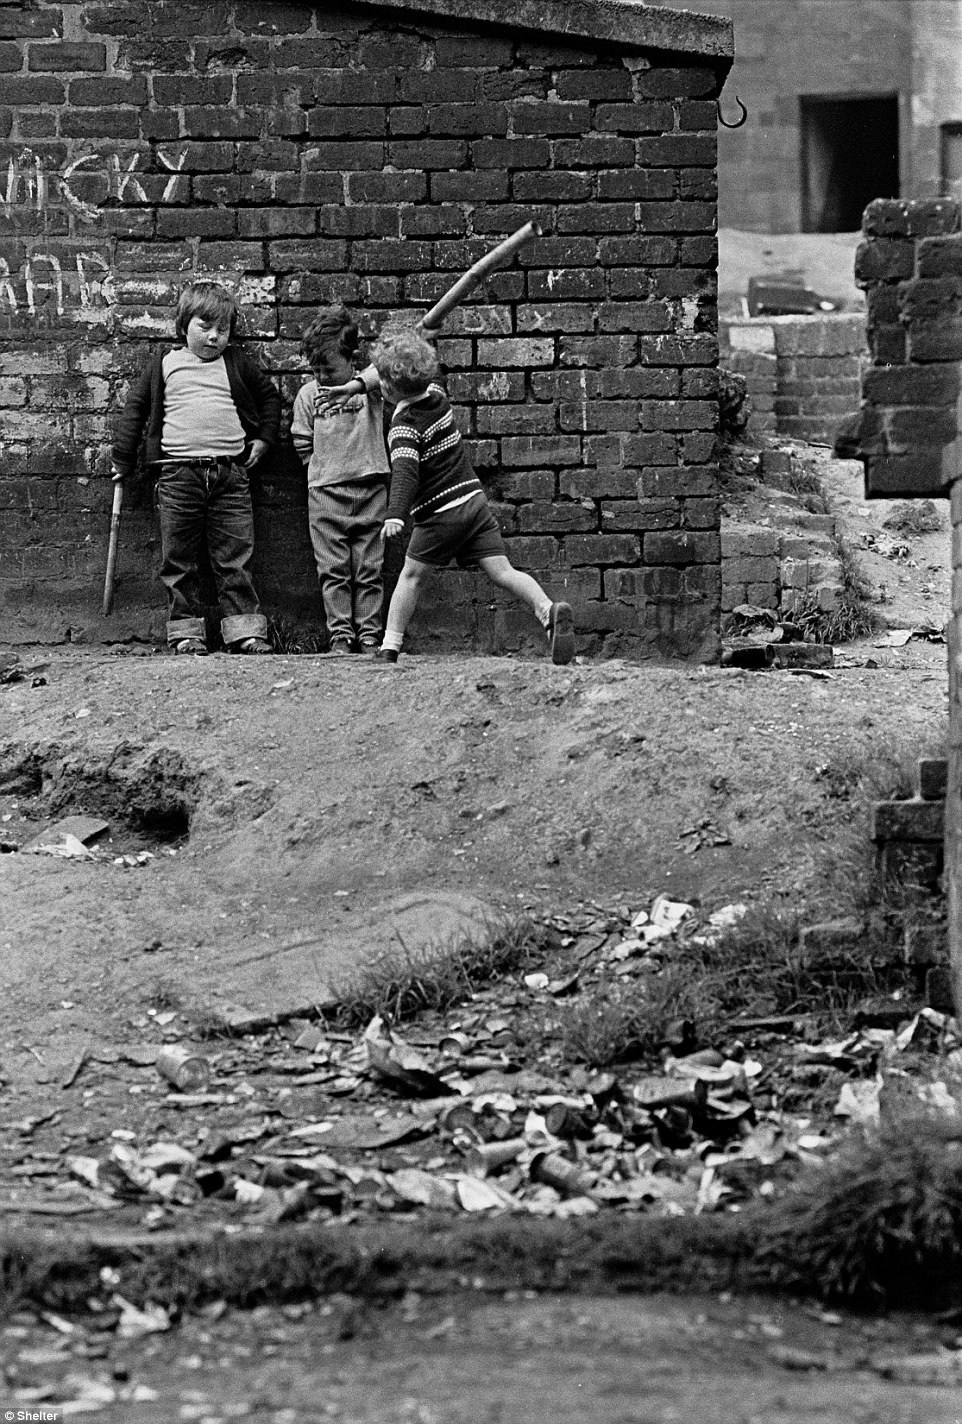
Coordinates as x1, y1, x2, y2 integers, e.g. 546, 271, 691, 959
0, 455, 956, 1421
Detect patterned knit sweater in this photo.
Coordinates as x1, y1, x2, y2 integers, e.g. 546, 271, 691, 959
385, 383, 483, 524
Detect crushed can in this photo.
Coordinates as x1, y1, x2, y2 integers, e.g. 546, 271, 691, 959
155, 1044, 211, 1092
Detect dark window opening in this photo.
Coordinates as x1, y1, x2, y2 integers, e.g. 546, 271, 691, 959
941, 122, 962, 201
801, 94, 900, 232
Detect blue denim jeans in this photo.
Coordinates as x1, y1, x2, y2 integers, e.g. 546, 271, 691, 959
156, 458, 267, 648
308, 479, 386, 644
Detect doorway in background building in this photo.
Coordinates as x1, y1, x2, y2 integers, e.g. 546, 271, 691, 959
801, 94, 900, 231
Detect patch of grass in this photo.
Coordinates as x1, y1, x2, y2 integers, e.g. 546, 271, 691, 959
267, 615, 327, 655
758, 1112, 962, 1308
789, 536, 880, 645
0, 1212, 762, 1318
556, 897, 901, 1068
332, 915, 550, 1027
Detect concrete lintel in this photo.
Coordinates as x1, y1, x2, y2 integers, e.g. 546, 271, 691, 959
343, 0, 734, 61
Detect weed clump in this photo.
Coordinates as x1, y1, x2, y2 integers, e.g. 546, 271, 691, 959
333, 915, 549, 1026
759, 1113, 962, 1308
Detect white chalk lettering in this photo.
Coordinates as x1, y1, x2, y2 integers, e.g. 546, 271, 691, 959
24, 254, 65, 315
158, 146, 189, 202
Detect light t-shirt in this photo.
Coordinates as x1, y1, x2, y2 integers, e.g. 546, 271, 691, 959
161, 348, 246, 460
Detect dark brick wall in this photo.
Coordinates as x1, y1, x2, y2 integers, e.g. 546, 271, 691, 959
0, 0, 726, 660
844, 194, 962, 1013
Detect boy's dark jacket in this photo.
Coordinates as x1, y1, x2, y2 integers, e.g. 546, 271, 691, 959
111, 345, 281, 475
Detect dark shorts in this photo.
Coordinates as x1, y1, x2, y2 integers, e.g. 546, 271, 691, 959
406, 493, 506, 568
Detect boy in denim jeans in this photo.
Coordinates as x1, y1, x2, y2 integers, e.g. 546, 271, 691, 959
111, 280, 280, 655
290, 307, 391, 655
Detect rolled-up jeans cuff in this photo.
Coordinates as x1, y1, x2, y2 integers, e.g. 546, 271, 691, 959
167, 616, 207, 646
221, 612, 268, 646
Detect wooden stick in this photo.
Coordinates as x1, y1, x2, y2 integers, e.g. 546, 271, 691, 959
417, 220, 542, 332
102, 480, 124, 616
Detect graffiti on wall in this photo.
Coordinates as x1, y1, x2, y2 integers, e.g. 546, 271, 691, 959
0, 145, 191, 319
2, 146, 189, 224
0, 252, 114, 316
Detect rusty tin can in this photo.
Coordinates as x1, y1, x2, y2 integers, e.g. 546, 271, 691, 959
155, 1044, 211, 1092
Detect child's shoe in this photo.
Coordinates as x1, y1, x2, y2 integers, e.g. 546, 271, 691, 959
547, 602, 575, 665
172, 638, 208, 656
237, 637, 272, 655
374, 646, 399, 664
357, 639, 380, 657
327, 639, 354, 657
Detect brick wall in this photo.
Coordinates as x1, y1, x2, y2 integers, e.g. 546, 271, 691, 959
842, 195, 962, 1014
720, 312, 867, 444
0, 0, 731, 662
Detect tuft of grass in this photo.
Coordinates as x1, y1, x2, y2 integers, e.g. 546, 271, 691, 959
789, 536, 880, 645
332, 915, 550, 1026
267, 615, 327, 655
758, 1113, 962, 1308
557, 897, 900, 1069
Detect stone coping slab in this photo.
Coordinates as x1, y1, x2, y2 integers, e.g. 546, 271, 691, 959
343, 0, 734, 60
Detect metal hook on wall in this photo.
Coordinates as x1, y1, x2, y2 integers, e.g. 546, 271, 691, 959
717, 95, 748, 129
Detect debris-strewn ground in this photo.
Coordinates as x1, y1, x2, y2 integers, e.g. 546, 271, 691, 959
0, 442, 957, 1418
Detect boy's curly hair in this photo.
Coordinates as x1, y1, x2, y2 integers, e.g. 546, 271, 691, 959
301, 307, 361, 374
369, 326, 440, 397
175, 280, 239, 341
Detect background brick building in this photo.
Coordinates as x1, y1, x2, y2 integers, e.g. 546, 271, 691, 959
0, 0, 732, 660
650, 0, 962, 233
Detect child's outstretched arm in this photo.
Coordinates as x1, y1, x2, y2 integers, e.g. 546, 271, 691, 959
315, 362, 380, 415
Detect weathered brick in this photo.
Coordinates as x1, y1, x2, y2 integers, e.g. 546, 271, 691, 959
472, 138, 549, 169
28, 41, 105, 71
431, 171, 508, 202
555, 203, 635, 233
400, 206, 469, 240
266, 239, 349, 272
510, 101, 590, 135
428, 103, 509, 136
516, 304, 596, 333
854, 237, 915, 286
390, 139, 468, 169
313, 70, 398, 105
598, 169, 675, 201
482, 72, 547, 103
527, 268, 605, 301
400, 70, 483, 104
309, 106, 387, 139
595, 101, 674, 133
348, 171, 426, 203
637, 134, 716, 166
60, 108, 140, 138
601, 498, 678, 531
555, 67, 631, 101
599, 301, 673, 333
0, 76, 64, 103
477, 338, 554, 368
516, 500, 595, 533
513, 171, 591, 202
871, 799, 944, 842
237, 208, 318, 238
565, 533, 639, 565
644, 530, 719, 564
302, 141, 384, 171
448, 371, 526, 403
502, 435, 581, 467
183, 106, 262, 140
476, 405, 557, 435
319, 204, 399, 238
352, 239, 433, 272
552, 136, 633, 168
0, 8, 61, 38
560, 400, 638, 432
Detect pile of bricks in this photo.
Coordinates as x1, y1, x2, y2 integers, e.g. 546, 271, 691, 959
721, 449, 843, 617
